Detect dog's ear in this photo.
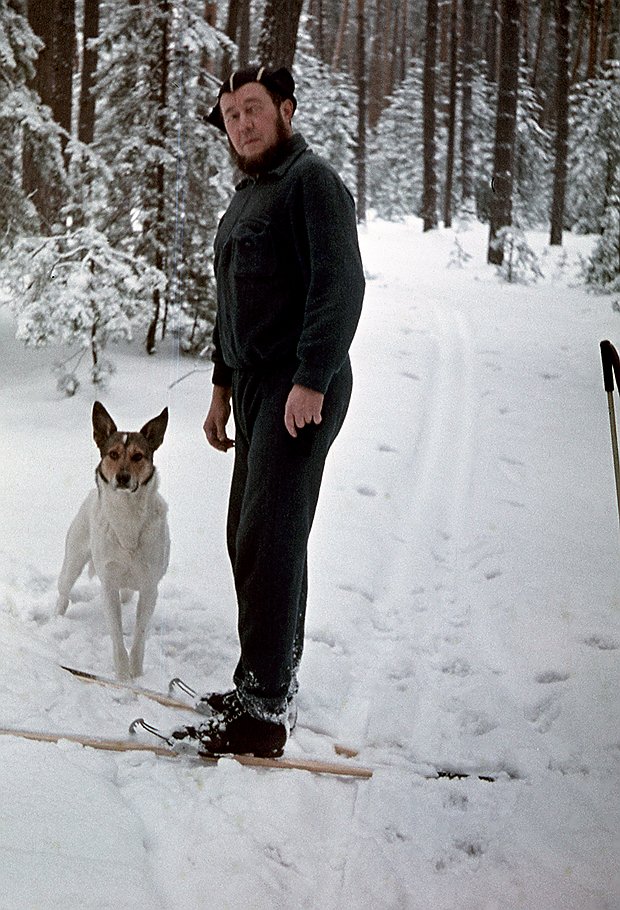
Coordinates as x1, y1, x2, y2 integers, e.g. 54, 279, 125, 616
140, 407, 168, 451
92, 401, 117, 451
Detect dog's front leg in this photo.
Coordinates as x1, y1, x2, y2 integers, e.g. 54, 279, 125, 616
102, 583, 131, 680
129, 586, 157, 678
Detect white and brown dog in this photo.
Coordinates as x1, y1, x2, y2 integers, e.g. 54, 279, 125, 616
57, 401, 170, 679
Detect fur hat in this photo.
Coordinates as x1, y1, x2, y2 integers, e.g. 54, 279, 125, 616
207, 66, 297, 132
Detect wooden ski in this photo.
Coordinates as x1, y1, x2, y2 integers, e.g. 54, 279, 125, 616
0, 727, 373, 779
60, 665, 193, 710
60, 664, 360, 759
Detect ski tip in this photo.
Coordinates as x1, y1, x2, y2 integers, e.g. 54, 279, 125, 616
129, 718, 144, 736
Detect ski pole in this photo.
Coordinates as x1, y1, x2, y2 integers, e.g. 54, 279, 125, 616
600, 339, 620, 533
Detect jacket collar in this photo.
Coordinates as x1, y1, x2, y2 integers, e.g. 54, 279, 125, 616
235, 134, 308, 189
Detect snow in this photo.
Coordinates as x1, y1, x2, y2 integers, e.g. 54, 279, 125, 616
1, 218, 619, 909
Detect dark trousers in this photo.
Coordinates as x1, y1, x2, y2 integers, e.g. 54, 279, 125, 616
227, 359, 353, 722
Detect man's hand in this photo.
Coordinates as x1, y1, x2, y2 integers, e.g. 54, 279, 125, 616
203, 386, 234, 452
284, 384, 324, 438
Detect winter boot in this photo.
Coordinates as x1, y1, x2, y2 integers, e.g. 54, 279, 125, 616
197, 688, 298, 731
172, 692, 287, 758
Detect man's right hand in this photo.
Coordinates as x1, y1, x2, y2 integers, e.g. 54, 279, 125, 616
203, 386, 234, 452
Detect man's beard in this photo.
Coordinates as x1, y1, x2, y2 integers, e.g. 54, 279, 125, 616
229, 114, 293, 177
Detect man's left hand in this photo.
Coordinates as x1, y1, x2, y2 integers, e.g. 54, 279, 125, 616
284, 384, 324, 438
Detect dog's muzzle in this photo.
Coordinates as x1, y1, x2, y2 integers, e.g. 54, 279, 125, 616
114, 472, 138, 492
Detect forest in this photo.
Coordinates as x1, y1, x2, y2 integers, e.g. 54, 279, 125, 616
0, 0, 619, 392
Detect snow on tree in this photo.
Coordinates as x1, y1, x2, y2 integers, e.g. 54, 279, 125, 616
491, 226, 543, 283
584, 190, 620, 292
368, 63, 425, 221
2, 227, 164, 394
292, 32, 357, 191
0, 2, 64, 248
567, 62, 620, 234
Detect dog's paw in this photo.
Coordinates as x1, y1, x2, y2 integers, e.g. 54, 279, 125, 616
56, 595, 70, 616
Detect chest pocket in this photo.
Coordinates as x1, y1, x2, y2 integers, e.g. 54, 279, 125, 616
231, 219, 277, 278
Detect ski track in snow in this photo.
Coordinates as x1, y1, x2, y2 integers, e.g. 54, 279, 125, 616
1, 219, 620, 909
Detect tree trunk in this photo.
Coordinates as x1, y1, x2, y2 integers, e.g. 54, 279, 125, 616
78, 0, 99, 144
256, 0, 304, 70
53, 0, 75, 164
531, 0, 548, 90
146, 0, 169, 355
422, 0, 438, 231
600, 0, 613, 65
23, 0, 60, 228
486, 0, 499, 82
398, 0, 409, 83
237, 0, 251, 68
549, 0, 570, 246
331, 0, 350, 70
308, 0, 326, 63
355, 0, 367, 224
460, 0, 475, 211
571, 7, 587, 82
367, 0, 388, 130
443, 0, 458, 227
521, 0, 529, 67
587, 0, 598, 79
488, 0, 520, 265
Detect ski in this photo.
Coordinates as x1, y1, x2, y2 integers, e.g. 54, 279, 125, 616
128, 717, 372, 778
60, 665, 194, 710
61, 664, 360, 759
0, 726, 373, 779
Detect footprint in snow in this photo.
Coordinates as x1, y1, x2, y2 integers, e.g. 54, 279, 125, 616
338, 583, 375, 604
526, 692, 562, 733
459, 710, 498, 736
583, 634, 619, 651
441, 657, 473, 678
356, 485, 377, 497
536, 669, 570, 684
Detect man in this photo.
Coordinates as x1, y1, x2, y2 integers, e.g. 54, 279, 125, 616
173, 66, 365, 758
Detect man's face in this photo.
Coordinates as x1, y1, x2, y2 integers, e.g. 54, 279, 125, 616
220, 82, 293, 174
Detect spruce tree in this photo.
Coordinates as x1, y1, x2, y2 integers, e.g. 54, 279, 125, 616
0, 1, 63, 248
567, 62, 620, 234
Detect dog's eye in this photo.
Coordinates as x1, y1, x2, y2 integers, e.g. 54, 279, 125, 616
131, 453, 144, 463
108, 451, 120, 461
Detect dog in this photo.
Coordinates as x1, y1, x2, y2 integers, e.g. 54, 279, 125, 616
57, 401, 170, 680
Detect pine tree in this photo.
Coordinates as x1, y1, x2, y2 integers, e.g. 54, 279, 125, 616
293, 35, 357, 190
3, 226, 163, 393
584, 190, 620, 291
513, 76, 552, 227
93, 1, 227, 355
368, 62, 425, 221
0, 1, 41, 246
488, 0, 521, 265
422, 0, 438, 231
567, 62, 620, 234
549, 0, 570, 245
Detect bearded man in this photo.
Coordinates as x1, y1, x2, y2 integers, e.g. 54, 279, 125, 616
173, 66, 365, 757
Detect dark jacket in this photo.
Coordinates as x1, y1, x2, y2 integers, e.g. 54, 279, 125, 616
211, 134, 365, 395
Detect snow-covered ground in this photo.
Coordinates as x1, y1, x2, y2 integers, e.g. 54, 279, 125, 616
1, 218, 619, 910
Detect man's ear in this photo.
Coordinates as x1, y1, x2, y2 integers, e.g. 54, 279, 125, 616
281, 97, 294, 126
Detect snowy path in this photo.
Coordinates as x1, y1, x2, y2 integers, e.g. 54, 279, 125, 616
1, 219, 619, 909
